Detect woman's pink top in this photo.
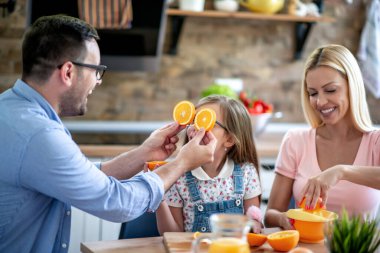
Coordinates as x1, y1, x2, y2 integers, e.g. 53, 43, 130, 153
275, 128, 380, 219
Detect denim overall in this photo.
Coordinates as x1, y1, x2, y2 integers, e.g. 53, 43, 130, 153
186, 163, 244, 232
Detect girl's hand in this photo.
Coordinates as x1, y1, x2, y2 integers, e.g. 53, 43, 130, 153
279, 213, 295, 230
251, 220, 263, 234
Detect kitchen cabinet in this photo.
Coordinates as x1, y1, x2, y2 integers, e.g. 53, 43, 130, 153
166, 1, 335, 59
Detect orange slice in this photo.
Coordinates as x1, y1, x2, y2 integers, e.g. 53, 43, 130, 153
247, 233, 267, 247
173, 101, 195, 125
193, 231, 202, 239
267, 230, 299, 252
194, 108, 216, 131
145, 161, 168, 171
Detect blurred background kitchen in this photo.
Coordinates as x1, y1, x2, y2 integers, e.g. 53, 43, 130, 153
1, 0, 379, 252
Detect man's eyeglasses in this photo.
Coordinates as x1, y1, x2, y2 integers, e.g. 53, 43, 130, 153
72, 61, 107, 81
58, 61, 107, 81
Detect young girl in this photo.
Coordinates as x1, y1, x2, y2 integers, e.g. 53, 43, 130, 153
156, 95, 262, 233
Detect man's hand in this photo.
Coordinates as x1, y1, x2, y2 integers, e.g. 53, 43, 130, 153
174, 127, 217, 172
140, 122, 185, 162
154, 127, 217, 191
301, 165, 343, 209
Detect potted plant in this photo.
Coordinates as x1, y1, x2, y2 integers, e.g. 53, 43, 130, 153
325, 210, 380, 253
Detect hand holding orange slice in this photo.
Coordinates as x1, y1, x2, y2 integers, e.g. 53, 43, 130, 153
194, 108, 216, 131
173, 100, 195, 125
267, 230, 299, 252
247, 233, 267, 247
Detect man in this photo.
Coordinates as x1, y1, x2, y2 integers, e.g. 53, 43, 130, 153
0, 15, 216, 253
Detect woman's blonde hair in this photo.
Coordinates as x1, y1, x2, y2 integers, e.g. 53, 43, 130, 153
195, 95, 259, 171
301, 44, 372, 132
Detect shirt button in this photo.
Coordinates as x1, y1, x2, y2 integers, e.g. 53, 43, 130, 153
235, 199, 241, 206
62, 243, 67, 248
201, 227, 207, 232
66, 211, 71, 216
197, 205, 204, 212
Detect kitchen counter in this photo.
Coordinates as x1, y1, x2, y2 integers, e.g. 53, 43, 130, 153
69, 121, 308, 160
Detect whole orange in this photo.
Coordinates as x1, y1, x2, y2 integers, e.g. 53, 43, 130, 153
267, 230, 299, 252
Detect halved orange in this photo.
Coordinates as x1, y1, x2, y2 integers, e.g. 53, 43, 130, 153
145, 161, 168, 171
194, 108, 216, 131
267, 230, 299, 252
247, 233, 267, 247
298, 197, 324, 211
173, 100, 195, 125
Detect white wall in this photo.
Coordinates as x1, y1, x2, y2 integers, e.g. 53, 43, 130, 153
69, 207, 121, 253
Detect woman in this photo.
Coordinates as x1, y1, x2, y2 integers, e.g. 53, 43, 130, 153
264, 44, 380, 230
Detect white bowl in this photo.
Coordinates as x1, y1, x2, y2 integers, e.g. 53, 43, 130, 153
250, 112, 282, 136
214, 0, 239, 12
179, 0, 205, 11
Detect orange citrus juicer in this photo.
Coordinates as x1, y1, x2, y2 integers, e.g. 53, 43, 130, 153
145, 161, 168, 171
194, 108, 216, 131
267, 230, 299, 251
173, 100, 196, 125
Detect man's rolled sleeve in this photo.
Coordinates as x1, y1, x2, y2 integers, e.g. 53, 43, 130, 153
128, 171, 164, 213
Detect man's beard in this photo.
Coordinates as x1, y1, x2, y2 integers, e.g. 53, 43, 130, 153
59, 87, 87, 117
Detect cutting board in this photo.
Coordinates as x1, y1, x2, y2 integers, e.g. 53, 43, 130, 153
163, 231, 327, 253
163, 232, 279, 253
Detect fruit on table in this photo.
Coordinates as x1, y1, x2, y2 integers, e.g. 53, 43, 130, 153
239, 91, 273, 115
247, 233, 267, 247
193, 231, 202, 239
173, 100, 195, 125
194, 108, 216, 131
267, 230, 299, 252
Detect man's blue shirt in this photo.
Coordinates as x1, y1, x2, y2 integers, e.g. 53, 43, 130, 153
0, 80, 164, 253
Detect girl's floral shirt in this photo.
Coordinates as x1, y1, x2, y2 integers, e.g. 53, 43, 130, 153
165, 157, 262, 232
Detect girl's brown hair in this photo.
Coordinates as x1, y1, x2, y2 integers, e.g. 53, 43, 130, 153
196, 95, 259, 173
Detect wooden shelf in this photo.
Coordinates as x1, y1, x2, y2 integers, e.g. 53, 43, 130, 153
165, 3, 334, 59
167, 9, 335, 23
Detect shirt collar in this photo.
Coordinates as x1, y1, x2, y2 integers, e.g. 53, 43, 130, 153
12, 79, 68, 134
191, 157, 234, 180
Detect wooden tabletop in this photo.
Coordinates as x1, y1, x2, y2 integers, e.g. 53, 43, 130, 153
78, 137, 281, 159
80, 232, 328, 253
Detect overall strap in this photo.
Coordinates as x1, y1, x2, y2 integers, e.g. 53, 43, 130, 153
185, 171, 202, 202
233, 163, 244, 195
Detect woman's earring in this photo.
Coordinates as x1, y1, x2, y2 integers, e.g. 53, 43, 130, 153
224, 147, 228, 152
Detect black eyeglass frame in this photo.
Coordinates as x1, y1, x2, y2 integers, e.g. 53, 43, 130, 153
57, 61, 107, 81
215, 120, 228, 131
71, 61, 107, 80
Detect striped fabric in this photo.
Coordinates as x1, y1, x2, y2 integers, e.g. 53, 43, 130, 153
78, 0, 133, 29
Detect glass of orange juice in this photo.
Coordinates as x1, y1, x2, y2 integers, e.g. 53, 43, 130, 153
192, 213, 252, 253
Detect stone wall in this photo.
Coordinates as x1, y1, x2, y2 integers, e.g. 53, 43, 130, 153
1, 0, 379, 144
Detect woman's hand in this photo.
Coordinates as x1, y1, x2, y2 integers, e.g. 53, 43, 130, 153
301, 165, 344, 209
